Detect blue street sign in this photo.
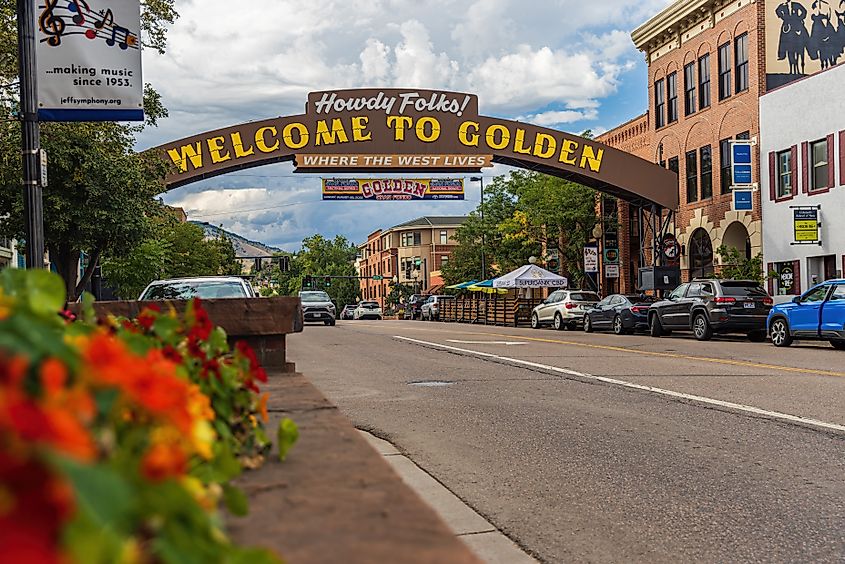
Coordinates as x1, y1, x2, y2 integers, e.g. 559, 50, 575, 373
731, 142, 753, 185
733, 189, 753, 211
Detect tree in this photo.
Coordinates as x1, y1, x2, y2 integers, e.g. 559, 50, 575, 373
0, 1, 179, 301
715, 245, 765, 283
101, 219, 241, 299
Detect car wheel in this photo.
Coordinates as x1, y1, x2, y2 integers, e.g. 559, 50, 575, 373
829, 340, 845, 350
770, 318, 792, 347
584, 315, 594, 333
692, 314, 712, 341
531, 313, 540, 329
649, 314, 663, 337
613, 315, 626, 336
554, 313, 564, 331
747, 330, 767, 343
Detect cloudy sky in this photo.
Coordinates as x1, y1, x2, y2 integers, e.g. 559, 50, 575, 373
136, 0, 673, 251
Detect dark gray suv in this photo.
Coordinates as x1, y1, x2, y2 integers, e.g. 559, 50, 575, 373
648, 279, 773, 341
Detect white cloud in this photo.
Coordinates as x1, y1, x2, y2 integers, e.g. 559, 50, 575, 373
518, 109, 599, 127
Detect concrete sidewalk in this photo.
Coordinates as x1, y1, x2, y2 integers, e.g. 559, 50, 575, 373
360, 431, 539, 564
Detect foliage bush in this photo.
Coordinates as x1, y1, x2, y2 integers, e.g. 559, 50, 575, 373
0, 269, 296, 563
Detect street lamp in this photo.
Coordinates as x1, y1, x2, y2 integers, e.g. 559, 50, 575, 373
470, 176, 486, 280
528, 256, 538, 265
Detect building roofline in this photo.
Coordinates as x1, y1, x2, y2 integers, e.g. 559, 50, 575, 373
631, 0, 712, 51
596, 112, 649, 140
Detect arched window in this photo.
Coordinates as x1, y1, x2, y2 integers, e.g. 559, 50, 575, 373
689, 228, 714, 279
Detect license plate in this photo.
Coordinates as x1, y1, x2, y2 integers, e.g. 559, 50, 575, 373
743, 302, 755, 309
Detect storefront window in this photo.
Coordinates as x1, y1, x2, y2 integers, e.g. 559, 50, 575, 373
774, 262, 796, 295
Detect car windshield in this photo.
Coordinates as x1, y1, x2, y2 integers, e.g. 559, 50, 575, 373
569, 292, 600, 301
359, 302, 379, 308
300, 291, 331, 302
626, 295, 658, 304
141, 280, 246, 300
720, 283, 768, 297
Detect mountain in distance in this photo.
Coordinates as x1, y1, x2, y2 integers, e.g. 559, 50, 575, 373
189, 221, 286, 258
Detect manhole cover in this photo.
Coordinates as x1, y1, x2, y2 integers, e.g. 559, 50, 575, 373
408, 380, 455, 387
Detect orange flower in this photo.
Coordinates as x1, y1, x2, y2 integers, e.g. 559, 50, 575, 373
141, 442, 187, 482
258, 393, 268, 423
40, 358, 67, 395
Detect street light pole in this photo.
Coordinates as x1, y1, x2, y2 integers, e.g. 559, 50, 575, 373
17, 0, 45, 268
471, 176, 485, 280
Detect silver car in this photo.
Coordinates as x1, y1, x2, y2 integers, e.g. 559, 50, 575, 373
531, 290, 600, 330
421, 295, 454, 321
139, 276, 256, 300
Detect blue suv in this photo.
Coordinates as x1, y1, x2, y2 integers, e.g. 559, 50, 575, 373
767, 279, 845, 349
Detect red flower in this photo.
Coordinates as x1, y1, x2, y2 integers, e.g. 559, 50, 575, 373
141, 442, 187, 482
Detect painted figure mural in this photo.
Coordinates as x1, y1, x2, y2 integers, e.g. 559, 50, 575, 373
768, 0, 845, 87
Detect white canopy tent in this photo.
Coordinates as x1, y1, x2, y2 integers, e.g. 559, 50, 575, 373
493, 264, 568, 289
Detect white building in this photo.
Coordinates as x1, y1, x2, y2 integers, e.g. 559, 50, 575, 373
760, 64, 845, 302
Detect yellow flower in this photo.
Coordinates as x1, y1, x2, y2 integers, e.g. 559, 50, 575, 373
191, 419, 215, 460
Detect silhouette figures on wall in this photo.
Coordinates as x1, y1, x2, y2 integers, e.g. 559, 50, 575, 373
775, 0, 844, 76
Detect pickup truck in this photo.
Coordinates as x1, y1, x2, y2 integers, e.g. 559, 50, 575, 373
767, 279, 845, 349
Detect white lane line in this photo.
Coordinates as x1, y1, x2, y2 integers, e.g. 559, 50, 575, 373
446, 340, 528, 346
394, 335, 845, 434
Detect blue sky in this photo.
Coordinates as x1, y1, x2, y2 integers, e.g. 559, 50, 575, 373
136, 0, 673, 251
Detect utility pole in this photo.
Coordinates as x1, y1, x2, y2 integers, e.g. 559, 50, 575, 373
471, 176, 485, 280
17, 0, 45, 268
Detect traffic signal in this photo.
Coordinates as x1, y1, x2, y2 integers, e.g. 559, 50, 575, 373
303, 275, 312, 289
324, 276, 331, 287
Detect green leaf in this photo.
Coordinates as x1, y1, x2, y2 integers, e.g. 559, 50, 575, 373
62, 504, 128, 564
79, 291, 96, 324
224, 547, 283, 564
276, 418, 299, 462
222, 483, 249, 517
51, 456, 134, 529
0, 268, 66, 316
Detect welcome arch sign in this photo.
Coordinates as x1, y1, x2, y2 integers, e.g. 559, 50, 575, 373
154, 88, 678, 209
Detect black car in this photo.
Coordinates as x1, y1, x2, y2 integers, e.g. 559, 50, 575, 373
648, 279, 773, 341
584, 294, 657, 335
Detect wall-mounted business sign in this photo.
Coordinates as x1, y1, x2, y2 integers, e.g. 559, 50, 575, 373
322, 178, 464, 201
584, 247, 599, 273
793, 207, 820, 243
604, 264, 620, 278
154, 88, 679, 209
35, 0, 143, 121
731, 142, 753, 185
733, 189, 753, 211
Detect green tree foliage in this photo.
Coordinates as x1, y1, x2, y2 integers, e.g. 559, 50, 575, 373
0, 1, 178, 301
260, 235, 360, 307
715, 245, 765, 283
102, 220, 242, 299
442, 171, 597, 287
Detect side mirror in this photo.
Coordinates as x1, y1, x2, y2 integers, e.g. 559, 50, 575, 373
792, 296, 801, 304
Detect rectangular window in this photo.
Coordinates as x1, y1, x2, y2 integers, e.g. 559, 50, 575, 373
720, 138, 732, 194
700, 145, 713, 199
698, 53, 711, 109
413, 232, 421, 246
440, 230, 448, 244
810, 138, 829, 190
441, 255, 449, 267
718, 42, 732, 100
684, 62, 696, 116
774, 262, 797, 295
668, 156, 679, 175
686, 150, 698, 203
735, 33, 749, 93
654, 78, 665, 128
777, 149, 793, 197
667, 72, 678, 123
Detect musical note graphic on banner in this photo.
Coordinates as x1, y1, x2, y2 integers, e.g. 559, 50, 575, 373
107, 25, 130, 49
39, 0, 66, 46
67, 0, 89, 25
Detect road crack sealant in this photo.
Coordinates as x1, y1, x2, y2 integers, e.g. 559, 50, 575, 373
394, 335, 845, 439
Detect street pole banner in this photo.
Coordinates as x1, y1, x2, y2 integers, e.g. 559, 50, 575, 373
322, 178, 464, 200
35, 0, 144, 121
584, 247, 598, 273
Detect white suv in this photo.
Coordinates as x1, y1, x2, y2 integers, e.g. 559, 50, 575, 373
531, 290, 600, 330
421, 295, 454, 321
139, 276, 256, 300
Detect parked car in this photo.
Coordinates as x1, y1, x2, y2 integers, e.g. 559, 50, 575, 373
299, 290, 336, 326
340, 304, 357, 320
531, 290, 600, 330
584, 294, 658, 335
403, 294, 426, 320
354, 301, 383, 320
139, 276, 256, 300
768, 279, 845, 349
648, 279, 772, 341
421, 295, 454, 321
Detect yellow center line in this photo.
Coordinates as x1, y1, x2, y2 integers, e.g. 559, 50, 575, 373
355, 322, 845, 378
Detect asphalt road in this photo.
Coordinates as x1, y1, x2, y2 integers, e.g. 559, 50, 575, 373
288, 319, 845, 563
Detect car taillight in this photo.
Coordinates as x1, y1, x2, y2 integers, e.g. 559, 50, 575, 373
763, 297, 773, 306
631, 306, 649, 314
714, 297, 736, 304
565, 302, 577, 309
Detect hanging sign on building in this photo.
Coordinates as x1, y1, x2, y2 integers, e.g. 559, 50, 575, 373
733, 189, 753, 211
35, 0, 144, 121
322, 178, 464, 200
546, 248, 560, 273
584, 246, 599, 273
793, 208, 820, 244
604, 264, 620, 278
731, 142, 753, 186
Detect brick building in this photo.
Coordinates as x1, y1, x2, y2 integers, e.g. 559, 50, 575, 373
358, 216, 466, 308
601, 0, 769, 290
